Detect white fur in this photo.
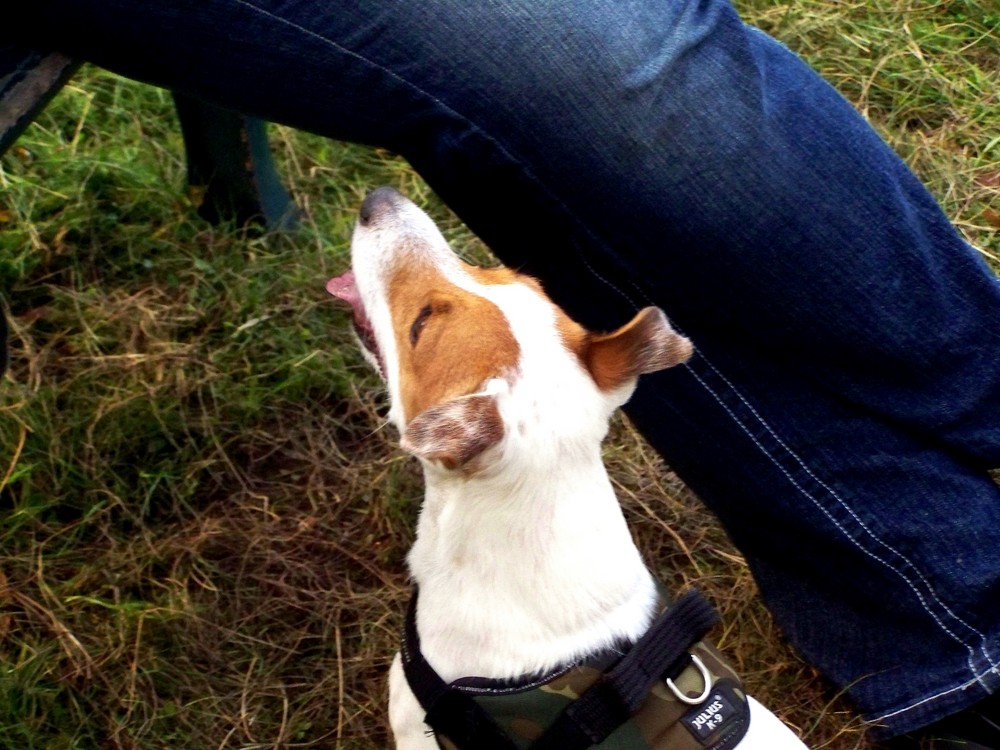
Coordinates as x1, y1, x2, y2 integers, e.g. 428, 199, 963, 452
348, 189, 809, 749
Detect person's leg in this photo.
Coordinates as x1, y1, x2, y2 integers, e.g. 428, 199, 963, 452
14, 0, 1000, 737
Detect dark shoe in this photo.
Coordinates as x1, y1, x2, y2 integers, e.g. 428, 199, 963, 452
879, 694, 1000, 749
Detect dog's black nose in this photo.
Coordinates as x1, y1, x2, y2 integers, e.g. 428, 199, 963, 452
359, 186, 401, 227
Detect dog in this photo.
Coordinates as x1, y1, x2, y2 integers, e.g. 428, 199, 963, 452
328, 187, 809, 750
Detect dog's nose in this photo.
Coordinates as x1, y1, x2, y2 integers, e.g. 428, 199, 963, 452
359, 186, 401, 227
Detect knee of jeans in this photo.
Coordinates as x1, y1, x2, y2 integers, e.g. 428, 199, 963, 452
384, 0, 752, 146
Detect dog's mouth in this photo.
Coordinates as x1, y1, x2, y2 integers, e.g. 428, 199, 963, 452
326, 270, 385, 377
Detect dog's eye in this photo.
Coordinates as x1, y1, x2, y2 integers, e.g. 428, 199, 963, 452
410, 304, 433, 346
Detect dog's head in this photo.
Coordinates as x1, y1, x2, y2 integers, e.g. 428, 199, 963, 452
328, 187, 692, 474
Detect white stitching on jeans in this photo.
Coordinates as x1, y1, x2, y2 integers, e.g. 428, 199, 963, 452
684, 356, 1000, 723
682, 363, 980, 678
630, 245, 999, 686
232, 0, 640, 314
577, 254, 639, 310
873, 674, 991, 724
697, 354, 999, 673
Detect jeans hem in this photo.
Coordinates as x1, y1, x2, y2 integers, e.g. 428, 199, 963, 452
864, 666, 1000, 738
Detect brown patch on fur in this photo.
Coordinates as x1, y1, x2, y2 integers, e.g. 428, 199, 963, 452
583, 307, 693, 391
387, 261, 520, 423
468, 267, 591, 357
465, 265, 525, 287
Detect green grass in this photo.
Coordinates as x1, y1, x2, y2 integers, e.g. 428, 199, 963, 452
1, 1, 997, 748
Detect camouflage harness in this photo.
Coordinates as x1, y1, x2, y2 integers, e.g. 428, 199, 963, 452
401, 589, 751, 750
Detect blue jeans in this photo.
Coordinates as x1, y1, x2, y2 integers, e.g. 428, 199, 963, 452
20, 0, 1000, 737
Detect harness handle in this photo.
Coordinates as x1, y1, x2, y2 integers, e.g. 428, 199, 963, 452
530, 589, 721, 750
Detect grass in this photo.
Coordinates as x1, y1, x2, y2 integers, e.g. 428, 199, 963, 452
1, 1, 997, 748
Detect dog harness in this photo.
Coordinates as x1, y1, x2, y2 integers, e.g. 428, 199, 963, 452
401, 589, 751, 750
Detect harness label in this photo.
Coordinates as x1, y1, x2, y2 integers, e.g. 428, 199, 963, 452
681, 689, 739, 744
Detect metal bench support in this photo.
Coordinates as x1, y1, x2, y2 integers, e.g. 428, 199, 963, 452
173, 93, 298, 231
0, 49, 80, 154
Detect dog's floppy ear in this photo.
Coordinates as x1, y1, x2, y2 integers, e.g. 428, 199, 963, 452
584, 307, 692, 392
401, 392, 505, 471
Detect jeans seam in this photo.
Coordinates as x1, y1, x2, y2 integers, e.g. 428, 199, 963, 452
697, 355, 1000, 672
683, 353, 1000, 697
683, 363, 973, 674
577, 253, 641, 310
233, 0, 642, 313
872, 673, 997, 725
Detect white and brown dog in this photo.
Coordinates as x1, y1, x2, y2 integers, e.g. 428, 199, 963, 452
328, 187, 809, 750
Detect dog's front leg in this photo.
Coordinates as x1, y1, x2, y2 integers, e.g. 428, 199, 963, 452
388, 653, 439, 750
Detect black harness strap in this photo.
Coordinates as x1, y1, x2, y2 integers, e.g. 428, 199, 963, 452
402, 588, 720, 750
401, 593, 519, 750
531, 589, 721, 749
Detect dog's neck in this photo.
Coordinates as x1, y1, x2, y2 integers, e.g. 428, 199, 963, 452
407, 434, 658, 684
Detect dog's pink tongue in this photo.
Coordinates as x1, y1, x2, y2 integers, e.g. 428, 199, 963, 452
326, 270, 361, 307
326, 269, 382, 372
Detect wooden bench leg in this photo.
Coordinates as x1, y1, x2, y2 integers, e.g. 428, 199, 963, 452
172, 93, 298, 231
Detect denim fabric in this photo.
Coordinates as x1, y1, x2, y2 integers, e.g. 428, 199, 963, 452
16, 0, 1000, 737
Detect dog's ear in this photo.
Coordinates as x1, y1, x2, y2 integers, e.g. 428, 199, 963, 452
584, 307, 692, 392
401, 392, 505, 471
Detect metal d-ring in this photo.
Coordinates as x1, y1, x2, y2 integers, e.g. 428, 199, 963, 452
665, 653, 713, 706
